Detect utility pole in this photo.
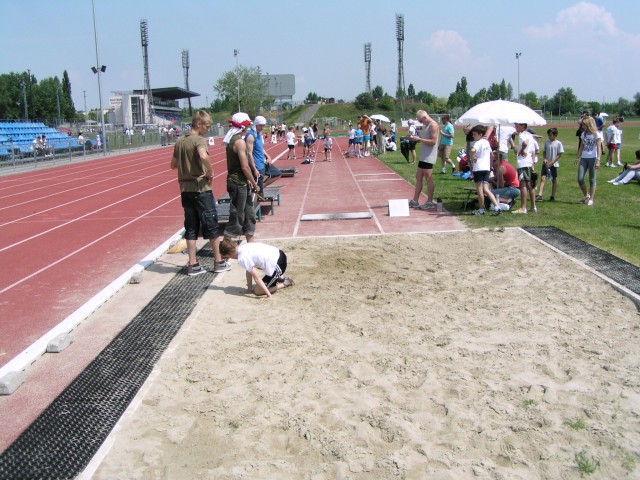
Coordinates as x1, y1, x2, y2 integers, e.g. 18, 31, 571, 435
234, 49, 240, 112
515, 52, 522, 102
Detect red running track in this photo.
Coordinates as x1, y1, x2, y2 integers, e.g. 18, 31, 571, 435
0, 143, 232, 369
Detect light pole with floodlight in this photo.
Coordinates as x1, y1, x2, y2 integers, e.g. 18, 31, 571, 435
92, 0, 107, 156
515, 52, 522, 102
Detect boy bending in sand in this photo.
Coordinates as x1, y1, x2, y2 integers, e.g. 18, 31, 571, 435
219, 237, 294, 298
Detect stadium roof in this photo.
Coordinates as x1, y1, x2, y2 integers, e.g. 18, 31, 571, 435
133, 87, 199, 100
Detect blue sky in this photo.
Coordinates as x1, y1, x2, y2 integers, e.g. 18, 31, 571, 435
2, 0, 639, 111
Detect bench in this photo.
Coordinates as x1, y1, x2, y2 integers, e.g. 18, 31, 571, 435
217, 185, 281, 216
216, 200, 262, 222
279, 167, 298, 177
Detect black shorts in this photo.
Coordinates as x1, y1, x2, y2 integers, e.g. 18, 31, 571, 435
473, 170, 491, 183
541, 163, 558, 179
181, 191, 221, 240
262, 250, 287, 288
287, 144, 295, 150
417, 161, 434, 170
408, 141, 418, 151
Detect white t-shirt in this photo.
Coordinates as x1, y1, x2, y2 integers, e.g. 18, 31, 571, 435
516, 131, 535, 168
615, 127, 622, 144
497, 125, 516, 153
606, 124, 617, 144
580, 132, 600, 159
348, 128, 355, 140
237, 242, 280, 277
472, 138, 492, 172
286, 131, 295, 146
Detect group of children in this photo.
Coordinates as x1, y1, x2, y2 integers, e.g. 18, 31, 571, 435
467, 124, 565, 216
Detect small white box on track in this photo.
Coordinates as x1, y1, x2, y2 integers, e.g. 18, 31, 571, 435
388, 199, 410, 217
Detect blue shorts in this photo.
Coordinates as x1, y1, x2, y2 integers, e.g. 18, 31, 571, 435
363, 135, 371, 142
181, 191, 221, 240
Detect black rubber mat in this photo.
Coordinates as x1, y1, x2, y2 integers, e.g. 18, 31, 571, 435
524, 226, 640, 296
0, 246, 217, 479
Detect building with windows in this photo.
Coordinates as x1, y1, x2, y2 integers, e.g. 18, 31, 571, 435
108, 87, 199, 128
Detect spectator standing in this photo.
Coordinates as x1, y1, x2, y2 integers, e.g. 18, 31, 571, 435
511, 123, 537, 214
170, 110, 230, 275
604, 118, 620, 167
496, 125, 517, 162
354, 124, 364, 158
245, 115, 281, 194
390, 119, 397, 143
469, 126, 500, 216
575, 116, 602, 206
323, 131, 333, 162
406, 119, 418, 164
285, 125, 297, 159
537, 128, 564, 202
223, 112, 260, 242
438, 115, 456, 174
408, 110, 439, 210
359, 115, 373, 157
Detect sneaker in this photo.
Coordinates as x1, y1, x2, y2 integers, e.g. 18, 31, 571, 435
452, 167, 457, 174
491, 209, 501, 216
283, 277, 295, 287
587, 200, 594, 206
549, 196, 555, 202
472, 209, 485, 215
617, 162, 624, 166
535, 195, 542, 201
213, 260, 231, 273
419, 201, 435, 210
579, 194, 591, 204
409, 199, 420, 208
533, 206, 538, 213
613, 181, 622, 186
441, 167, 446, 174
187, 263, 207, 276
511, 208, 528, 215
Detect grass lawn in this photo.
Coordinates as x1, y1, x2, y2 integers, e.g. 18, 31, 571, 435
378, 123, 640, 266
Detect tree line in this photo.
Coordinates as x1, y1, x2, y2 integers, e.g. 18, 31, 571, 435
0, 71, 77, 123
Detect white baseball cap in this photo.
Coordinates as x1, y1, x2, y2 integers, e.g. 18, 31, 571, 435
254, 115, 267, 126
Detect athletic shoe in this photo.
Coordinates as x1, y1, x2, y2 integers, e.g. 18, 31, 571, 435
213, 260, 231, 273
511, 208, 528, 215
452, 167, 457, 174
617, 162, 624, 166
533, 206, 538, 213
419, 201, 435, 210
613, 181, 622, 186
491, 209, 501, 216
587, 200, 594, 206
441, 167, 446, 174
608, 178, 616, 183
579, 194, 591, 204
535, 195, 543, 201
409, 199, 420, 208
187, 263, 207, 276
283, 277, 295, 287
605, 162, 612, 167
472, 209, 485, 215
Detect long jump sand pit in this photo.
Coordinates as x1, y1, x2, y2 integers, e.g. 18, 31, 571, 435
93, 229, 639, 479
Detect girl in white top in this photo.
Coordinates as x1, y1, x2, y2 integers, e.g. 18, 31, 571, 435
323, 133, 333, 162
575, 116, 602, 206
219, 238, 294, 298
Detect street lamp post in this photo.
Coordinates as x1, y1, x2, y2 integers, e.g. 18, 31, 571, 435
234, 49, 240, 112
92, 0, 107, 156
515, 52, 522, 102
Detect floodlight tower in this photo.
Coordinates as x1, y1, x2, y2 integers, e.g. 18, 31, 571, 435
364, 43, 372, 94
396, 14, 405, 99
140, 19, 154, 124
182, 49, 192, 116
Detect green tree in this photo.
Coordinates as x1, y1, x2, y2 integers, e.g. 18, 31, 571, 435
354, 92, 374, 110
415, 90, 436, 105
521, 91, 539, 109
305, 91, 319, 104
447, 76, 472, 109
61, 70, 75, 119
371, 85, 384, 100
550, 87, 577, 116
213, 65, 268, 117
407, 83, 415, 100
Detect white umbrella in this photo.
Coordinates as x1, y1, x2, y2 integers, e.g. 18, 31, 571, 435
370, 114, 391, 123
455, 99, 546, 127
599, 112, 609, 117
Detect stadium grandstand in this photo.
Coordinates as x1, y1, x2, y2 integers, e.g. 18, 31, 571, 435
0, 122, 91, 161
109, 87, 199, 128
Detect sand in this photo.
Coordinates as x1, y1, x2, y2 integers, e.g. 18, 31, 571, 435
92, 229, 640, 480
